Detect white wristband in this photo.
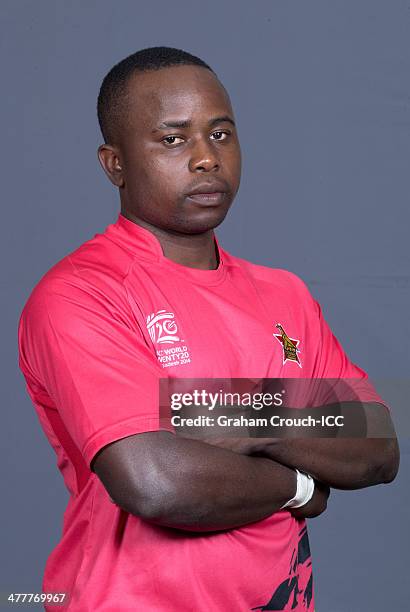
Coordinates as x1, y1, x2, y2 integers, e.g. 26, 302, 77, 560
281, 469, 315, 509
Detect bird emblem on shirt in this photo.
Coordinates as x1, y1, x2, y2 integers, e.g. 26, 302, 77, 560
274, 323, 302, 367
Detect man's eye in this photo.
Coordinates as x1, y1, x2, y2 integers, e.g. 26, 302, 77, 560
211, 131, 229, 141
163, 136, 184, 146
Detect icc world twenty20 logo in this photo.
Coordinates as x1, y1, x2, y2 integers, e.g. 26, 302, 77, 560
146, 310, 181, 345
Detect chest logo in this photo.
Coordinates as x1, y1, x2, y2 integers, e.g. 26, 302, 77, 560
147, 310, 191, 368
274, 323, 302, 368
146, 310, 181, 344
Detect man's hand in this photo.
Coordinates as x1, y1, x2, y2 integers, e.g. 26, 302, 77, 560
289, 481, 330, 520
201, 437, 330, 519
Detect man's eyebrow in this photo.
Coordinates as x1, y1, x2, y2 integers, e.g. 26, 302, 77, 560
208, 115, 236, 128
153, 115, 236, 132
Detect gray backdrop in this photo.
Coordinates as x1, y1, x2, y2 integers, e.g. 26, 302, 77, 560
1, 1, 409, 610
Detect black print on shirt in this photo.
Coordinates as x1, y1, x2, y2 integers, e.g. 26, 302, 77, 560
251, 525, 313, 611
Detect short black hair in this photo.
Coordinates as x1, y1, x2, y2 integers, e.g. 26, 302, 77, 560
97, 46, 215, 144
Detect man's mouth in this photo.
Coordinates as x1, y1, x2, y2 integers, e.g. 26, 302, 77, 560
186, 192, 226, 205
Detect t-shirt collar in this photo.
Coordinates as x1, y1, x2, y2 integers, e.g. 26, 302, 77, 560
106, 213, 227, 286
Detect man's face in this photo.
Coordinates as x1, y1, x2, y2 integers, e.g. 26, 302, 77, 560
103, 65, 241, 234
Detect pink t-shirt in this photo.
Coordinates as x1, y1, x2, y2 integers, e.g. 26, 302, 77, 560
18, 214, 378, 611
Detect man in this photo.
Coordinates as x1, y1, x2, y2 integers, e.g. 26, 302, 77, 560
18, 47, 399, 611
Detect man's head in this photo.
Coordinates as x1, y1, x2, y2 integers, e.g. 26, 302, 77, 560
97, 47, 241, 235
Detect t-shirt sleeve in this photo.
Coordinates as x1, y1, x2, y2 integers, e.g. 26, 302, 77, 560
313, 299, 367, 379
310, 297, 388, 408
281, 270, 388, 409
18, 271, 170, 469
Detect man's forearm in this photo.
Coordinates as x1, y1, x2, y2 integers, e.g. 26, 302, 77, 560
203, 403, 400, 490
134, 436, 297, 531
109, 432, 298, 531
258, 437, 399, 489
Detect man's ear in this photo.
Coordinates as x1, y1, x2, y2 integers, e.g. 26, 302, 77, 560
97, 144, 124, 187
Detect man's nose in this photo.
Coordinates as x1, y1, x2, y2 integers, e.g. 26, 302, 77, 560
188, 139, 220, 172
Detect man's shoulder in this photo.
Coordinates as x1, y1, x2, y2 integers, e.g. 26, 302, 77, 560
20, 228, 135, 322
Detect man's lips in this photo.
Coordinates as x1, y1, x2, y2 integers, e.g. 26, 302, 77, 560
186, 181, 229, 195
186, 192, 226, 206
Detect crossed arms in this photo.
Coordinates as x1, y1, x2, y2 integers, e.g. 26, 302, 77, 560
92, 405, 399, 532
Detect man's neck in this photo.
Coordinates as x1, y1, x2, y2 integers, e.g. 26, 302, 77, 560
121, 210, 219, 270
